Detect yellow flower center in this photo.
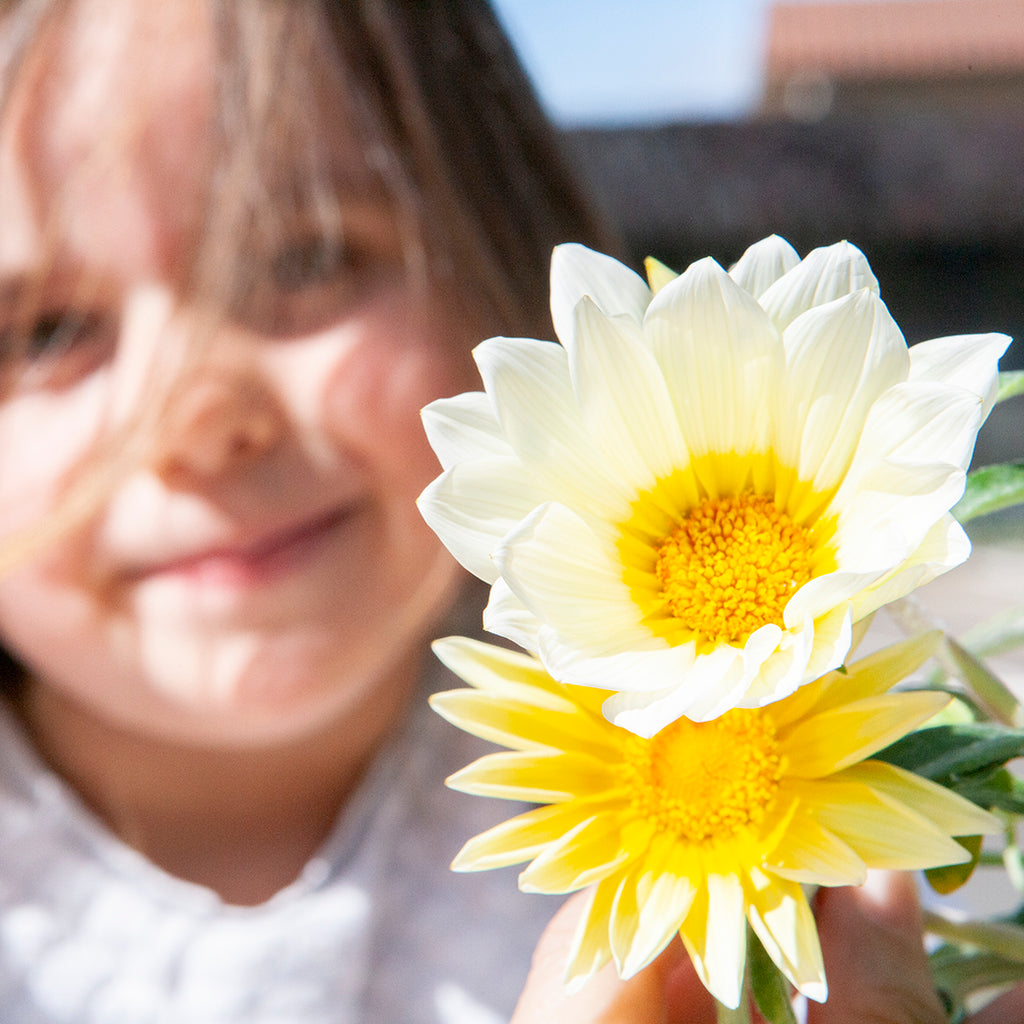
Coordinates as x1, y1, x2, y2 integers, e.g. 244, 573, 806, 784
623, 708, 782, 843
654, 492, 814, 645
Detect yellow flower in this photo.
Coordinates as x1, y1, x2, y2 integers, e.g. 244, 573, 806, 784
418, 237, 1009, 736
430, 632, 999, 1009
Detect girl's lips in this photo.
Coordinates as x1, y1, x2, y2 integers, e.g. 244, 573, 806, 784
137, 504, 361, 589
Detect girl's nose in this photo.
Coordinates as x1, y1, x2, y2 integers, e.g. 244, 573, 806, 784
152, 368, 285, 487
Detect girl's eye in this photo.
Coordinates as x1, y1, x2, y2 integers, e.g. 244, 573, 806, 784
270, 237, 355, 292
2, 309, 116, 389
25, 311, 107, 358
243, 234, 393, 338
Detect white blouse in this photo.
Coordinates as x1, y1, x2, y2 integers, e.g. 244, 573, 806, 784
0, 663, 557, 1024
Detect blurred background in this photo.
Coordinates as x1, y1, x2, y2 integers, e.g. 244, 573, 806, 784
492, 0, 1024, 470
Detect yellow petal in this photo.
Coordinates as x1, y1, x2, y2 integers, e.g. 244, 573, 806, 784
746, 868, 827, 1002
519, 814, 636, 894
430, 690, 615, 757
452, 799, 616, 872
446, 750, 621, 802
812, 630, 942, 712
432, 635, 571, 703
680, 869, 747, 1009
780, 690, 951, 777
789, 777, 980, 869
609, 832, 698, 978
644, 255, 679, 295
840, 760, 1000, 837
565, 878, 618, 990
764, 802, 867, 886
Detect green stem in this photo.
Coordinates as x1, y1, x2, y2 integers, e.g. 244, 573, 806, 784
922, 908, 1024, 962
715, 995, 752, 1024
887, 598, 1024, 727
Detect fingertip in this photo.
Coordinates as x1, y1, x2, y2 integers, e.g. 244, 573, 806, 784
816, 869, 923, 934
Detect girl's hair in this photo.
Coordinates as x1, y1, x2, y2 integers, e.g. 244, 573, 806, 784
1, 0, 618, 369
319, 0, 620, 336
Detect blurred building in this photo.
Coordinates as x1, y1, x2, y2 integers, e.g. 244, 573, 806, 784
563, 0, 1024, 425
763, 0, 1024, 120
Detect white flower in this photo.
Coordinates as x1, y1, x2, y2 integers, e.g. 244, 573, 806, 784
418, 236, 1009, 737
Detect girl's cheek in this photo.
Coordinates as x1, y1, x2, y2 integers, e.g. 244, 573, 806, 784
318, 296, 479, 473
0, 374, 111, 540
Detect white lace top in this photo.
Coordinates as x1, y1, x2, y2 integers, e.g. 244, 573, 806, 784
0, 663, 557, 1024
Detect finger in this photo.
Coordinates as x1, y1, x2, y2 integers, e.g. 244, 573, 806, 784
809, 871, 947, 1024
964, 983, 1024, 1024
512, 892, 707, 1024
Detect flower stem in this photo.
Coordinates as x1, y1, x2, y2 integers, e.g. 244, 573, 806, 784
715, 996, 752, 1024
887, 597, 1024, 726
923, 908, 1024, 962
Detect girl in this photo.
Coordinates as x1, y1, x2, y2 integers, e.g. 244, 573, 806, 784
0, 1, 1014, 1021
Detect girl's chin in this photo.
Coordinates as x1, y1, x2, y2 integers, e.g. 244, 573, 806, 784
110, 627, 417, 746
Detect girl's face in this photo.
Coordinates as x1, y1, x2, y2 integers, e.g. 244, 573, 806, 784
0, 2, 478, 744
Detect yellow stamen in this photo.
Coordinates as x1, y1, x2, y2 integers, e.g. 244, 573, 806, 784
623, 708, 782, 842
655, 492, 814, 645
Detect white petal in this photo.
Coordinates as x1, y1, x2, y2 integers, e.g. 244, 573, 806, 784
645, 256, 781, 457
759, 240, 879, 332
840, 380, 984, 482
830, 461, 967, 572
739, 620, 820, 707
801, 603, 853, 680
601, 645, 749, 735
474, 336, 633, 519
495, 503, 655, 656
539, 635, 691, 696
785, 571, 884, 625
729, 234, 800, 299
417, 459, 546, 582
569, 298, 689, 482
421, 391, 511, 470
775, 290, 909, 494
482, 578, 542, 653
550, 243, 651, 345
909, 332, 1010, 416
848, 515, 970, 621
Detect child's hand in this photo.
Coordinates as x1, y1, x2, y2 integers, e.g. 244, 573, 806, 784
512, 871, 1024, 1023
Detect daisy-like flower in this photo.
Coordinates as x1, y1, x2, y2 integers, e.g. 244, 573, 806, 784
430, 632, 1000, 1009
418, 237, 1010, 736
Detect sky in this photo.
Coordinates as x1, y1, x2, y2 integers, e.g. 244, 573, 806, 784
490, 0, 804, 125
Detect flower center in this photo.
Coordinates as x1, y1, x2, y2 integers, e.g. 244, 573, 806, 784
623, 708, 782, 843
654, 492, 814, 645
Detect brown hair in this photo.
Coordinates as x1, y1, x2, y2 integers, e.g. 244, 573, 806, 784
2, 0, 618, 357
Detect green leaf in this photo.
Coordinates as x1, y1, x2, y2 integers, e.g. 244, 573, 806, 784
747, 929, 797, 1024
998, 370, 1024, 403
953, 767, 1024, 815
931, 946, 1024, 1021
925, 834, 983, 894
876, 723, 1024, 785
954, 462, 1024, 523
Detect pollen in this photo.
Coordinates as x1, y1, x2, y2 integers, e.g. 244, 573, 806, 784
655, 492, 814, 645
622, 708, 783, 843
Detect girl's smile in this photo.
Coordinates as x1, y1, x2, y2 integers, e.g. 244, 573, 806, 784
126, 501, 365, 592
